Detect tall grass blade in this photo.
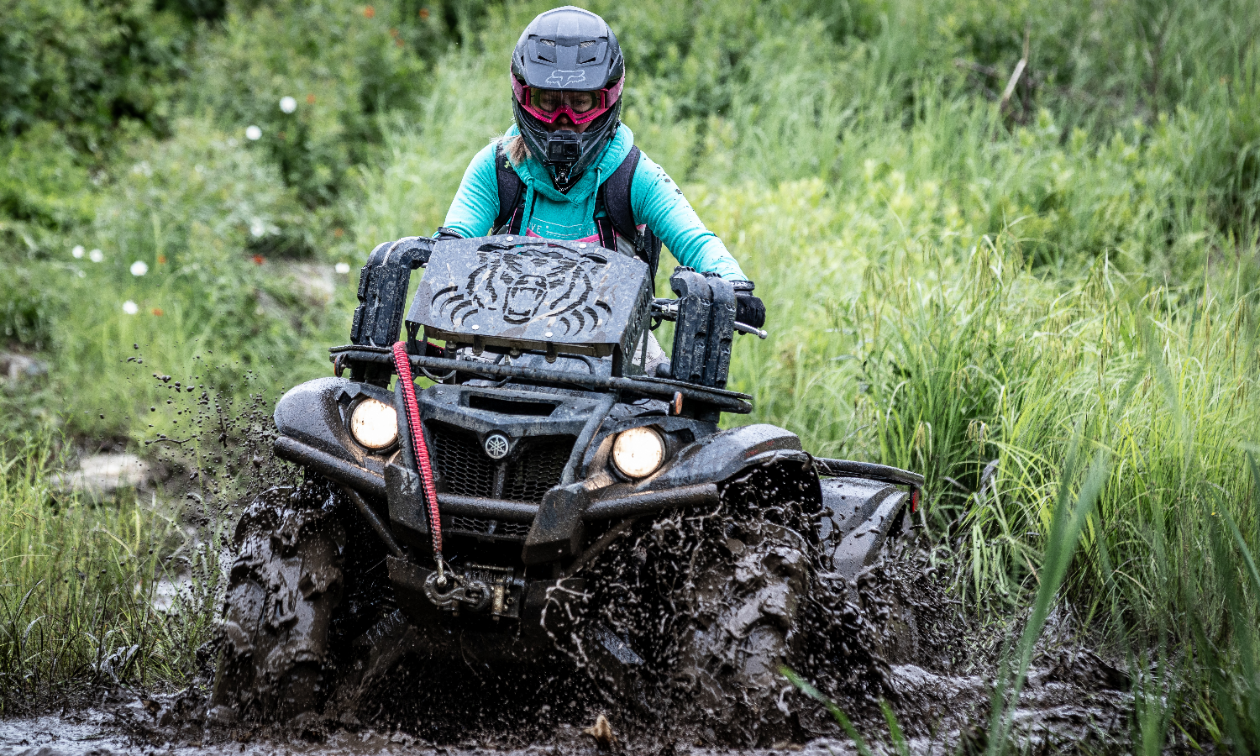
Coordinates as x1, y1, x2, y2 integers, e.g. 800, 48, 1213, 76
880, 699, 911, 756
782, 667, 875, 756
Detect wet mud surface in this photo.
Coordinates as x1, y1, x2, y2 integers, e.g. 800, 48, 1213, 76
0, 555, 1133, 756
0, 655, 1131, 756
3, 366, 1135, 755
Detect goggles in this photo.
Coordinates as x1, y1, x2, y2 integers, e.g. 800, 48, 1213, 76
511, 75, 624, 126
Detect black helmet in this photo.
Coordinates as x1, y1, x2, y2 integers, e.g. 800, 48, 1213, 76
510, 7, 625, 191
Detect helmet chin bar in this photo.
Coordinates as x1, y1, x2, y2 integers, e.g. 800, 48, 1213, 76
512, 97, 621, 193
545, 131, 582, 190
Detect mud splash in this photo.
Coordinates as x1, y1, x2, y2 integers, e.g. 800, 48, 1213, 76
2, 361, 1133, 754
0, 532, 1132, 754
0, 605, 1133, 756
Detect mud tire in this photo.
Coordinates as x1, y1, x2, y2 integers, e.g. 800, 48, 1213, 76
673, 520, 810, 745
574, 459, 823, 746
210, 481, 346, 720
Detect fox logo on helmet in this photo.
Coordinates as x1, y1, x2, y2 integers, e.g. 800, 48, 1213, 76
544, 69, 587, 87
544, 69, 586, 87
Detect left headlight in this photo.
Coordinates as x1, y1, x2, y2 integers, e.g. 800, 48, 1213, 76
350, 398, 398, 450
611, 426, 666, 479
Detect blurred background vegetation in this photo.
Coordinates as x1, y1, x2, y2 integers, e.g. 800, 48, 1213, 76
2, 0, 1260, 748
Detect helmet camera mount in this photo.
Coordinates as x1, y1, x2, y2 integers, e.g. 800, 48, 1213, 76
545, 131, 582, 189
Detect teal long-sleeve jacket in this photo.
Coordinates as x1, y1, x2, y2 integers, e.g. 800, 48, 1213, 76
440, 125, 748, 281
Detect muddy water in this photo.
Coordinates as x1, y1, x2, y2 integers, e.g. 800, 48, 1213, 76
4, 369, 1132, 755
0, 659, 1129, 756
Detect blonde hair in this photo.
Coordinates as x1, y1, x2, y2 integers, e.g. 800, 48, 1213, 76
505, 134, 530, 164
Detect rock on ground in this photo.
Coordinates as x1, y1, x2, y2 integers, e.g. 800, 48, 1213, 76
0, 353, 48, 383
52, 453, 153, 498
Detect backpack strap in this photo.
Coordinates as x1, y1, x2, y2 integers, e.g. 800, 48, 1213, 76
600, 145, 641, 241
494, 143, 525, 234
596, 145, 662, 281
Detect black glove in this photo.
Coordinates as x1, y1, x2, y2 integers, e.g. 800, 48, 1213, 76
733, 281, 766, 329
435, 226, 464, 241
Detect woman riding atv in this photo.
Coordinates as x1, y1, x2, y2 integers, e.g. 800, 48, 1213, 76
437, 5, 767, 354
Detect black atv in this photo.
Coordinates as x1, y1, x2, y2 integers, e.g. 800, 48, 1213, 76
210, 235, 923, 742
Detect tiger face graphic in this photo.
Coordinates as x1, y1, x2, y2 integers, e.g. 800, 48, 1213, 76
431, 247, 614, 338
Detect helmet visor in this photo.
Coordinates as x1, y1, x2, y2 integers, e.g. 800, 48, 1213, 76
512, 75, 624, 126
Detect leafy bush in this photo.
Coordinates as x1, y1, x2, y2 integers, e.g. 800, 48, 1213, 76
188, 0, 454, 206
0, 0, 190, 150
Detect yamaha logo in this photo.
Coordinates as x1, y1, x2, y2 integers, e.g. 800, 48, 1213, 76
483, 433, 510, 460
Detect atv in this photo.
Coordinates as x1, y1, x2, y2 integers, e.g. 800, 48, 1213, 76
210, 234, 923, 743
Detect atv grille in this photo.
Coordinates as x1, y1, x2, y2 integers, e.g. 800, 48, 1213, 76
504, 439, 573, 502
430, 426, 498, 499
446, 515, 532, 539
428, 423, 575, 504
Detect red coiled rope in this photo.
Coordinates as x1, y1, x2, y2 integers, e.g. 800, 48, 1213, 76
393, 341, 443, 559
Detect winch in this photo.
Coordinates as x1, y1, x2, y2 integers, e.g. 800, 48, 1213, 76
422, 563, 523, 620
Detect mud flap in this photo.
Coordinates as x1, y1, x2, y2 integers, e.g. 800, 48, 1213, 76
324, 609, 423, 718
820, 478, 919, 662
584, 622, 648, 710
820, 478, 909, 581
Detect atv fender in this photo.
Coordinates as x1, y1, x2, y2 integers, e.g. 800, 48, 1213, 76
820, 477, 909, 581
623, 422, 802, 491
522, 425, 810, 565
272, 377, 396, 494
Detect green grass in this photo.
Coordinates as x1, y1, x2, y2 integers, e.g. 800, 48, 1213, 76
0, 434, 219, 711
2, 0, 1260, 746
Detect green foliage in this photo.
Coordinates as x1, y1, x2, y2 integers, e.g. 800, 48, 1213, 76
0, 266, 59, 350
0, 0, 190, 150
0, 434, 212, 710
188, 0, 433, 205
2, 0, 1260, 744
0, 125, 97, 237
53, 117, 353, 440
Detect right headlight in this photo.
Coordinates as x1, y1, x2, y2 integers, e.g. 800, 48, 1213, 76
349, 398, 399, 450
611, 426, 666, 479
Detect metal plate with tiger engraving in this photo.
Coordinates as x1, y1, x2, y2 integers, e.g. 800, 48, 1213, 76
407, 236, 653, 365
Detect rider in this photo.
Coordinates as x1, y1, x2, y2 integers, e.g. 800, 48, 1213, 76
437, 6, 766, 346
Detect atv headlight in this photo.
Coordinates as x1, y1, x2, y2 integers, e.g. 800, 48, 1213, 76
611, 426, 666, 479
350, 398, 398, 450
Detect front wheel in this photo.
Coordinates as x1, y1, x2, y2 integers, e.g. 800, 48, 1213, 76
210, 481, 346, 720
572, 461, 822, 746
672, 519, 810, 744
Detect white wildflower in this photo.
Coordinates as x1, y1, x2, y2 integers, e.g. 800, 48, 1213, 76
122, 300, 139, 315
130, 261, 149, 276
72, 245, 85, 259
89, 249, 104, 263
280, 96, 297, 114
335, 262, 351, 274
245, 125, 262, 141
250, 219, 267, 238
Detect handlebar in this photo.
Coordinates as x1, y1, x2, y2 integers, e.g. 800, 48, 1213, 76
651, 299, 768, 340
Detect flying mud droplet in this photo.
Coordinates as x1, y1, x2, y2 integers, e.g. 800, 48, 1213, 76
583, 714, 615, 750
